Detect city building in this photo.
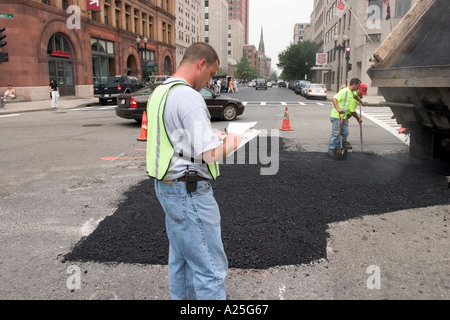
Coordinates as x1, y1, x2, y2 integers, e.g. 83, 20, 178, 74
175, 0, 204, 70
203, 0, 229, 73
293, 23, 310, 44
306, 0, 416, 94
243, 44, 257, 67
0, 0, 176, 100
228, 0, 249, 44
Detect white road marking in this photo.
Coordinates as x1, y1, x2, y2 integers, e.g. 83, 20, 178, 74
0, 114, 20, 118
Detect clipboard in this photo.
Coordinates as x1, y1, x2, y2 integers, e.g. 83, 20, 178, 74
225, 122, 260, 156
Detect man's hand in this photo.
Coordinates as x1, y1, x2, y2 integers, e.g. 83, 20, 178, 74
203, 132, 242, 163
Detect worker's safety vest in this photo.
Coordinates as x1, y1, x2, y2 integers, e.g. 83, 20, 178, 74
146, 80, 220, 181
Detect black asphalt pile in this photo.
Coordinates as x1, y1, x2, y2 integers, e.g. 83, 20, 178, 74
64, 139, 450, 269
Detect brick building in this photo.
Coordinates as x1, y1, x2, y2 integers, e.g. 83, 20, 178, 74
0, 0, 176, 100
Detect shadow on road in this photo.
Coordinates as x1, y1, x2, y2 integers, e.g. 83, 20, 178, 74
64, 139, 450, 269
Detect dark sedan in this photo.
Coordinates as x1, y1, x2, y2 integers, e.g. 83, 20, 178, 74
116, 85, 245, 122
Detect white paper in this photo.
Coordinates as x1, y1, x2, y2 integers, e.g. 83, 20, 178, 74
225, 122, 260, 156
226, 121, 257, 136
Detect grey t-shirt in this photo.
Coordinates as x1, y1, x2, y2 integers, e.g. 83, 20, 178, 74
163, 78, 219, 180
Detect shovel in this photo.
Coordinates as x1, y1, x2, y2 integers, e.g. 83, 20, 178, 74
359, 103, 363, 152
335, 117, 347, 160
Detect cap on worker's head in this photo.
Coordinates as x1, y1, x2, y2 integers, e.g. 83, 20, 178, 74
359, 84, 368, 95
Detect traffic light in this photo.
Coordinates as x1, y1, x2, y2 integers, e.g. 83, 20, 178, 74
347, 63, 352, 72
345, 46, 351, 61
0, 27, 6, 48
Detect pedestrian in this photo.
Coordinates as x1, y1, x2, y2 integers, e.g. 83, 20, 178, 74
233, 78, 238, 92
228, 78, 234, 93
216, 79, 221, 93
48, 80, 59, 109
327, 78, 366, 159
3, 85, 16, 99
146, 42, 241, 300
2, 85, 17, 108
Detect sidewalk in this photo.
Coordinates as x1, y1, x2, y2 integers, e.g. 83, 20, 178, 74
0, 96, 98, 115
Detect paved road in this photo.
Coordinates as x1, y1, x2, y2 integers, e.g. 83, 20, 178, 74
0, 87, 448, 303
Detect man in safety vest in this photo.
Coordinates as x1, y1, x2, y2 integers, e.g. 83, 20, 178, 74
146, 42, 241, 300
328, 78, 366, 159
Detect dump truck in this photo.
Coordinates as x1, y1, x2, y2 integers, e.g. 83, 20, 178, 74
367, 0, 450, 161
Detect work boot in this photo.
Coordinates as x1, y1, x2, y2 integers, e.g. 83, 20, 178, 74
327, 150, 336, 159
343, 141, 352, 149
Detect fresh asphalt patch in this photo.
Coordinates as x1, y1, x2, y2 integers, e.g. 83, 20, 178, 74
63, 138, 450, 269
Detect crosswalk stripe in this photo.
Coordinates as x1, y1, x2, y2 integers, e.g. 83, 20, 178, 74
0, 113, 20, 118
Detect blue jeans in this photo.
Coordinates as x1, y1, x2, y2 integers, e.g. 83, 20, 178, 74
328, 117, 349, 151
154, 179, 228, 300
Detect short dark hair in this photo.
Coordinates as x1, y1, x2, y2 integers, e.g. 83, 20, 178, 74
349, 78, 361, 86
181, 42, 220, 66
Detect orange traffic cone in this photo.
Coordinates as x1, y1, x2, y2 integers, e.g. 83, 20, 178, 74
137, 111, 148, 141
279, 106, 294, 131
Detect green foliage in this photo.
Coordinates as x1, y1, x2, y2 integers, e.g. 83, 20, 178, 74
236, 56, 260, 81
216, 67, 226, 76
277, 41, 319, 81
267, 72, 277, 82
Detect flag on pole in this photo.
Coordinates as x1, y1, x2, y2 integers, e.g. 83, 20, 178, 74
87, 0, 100, 11
335, 0, 347, 18
382, 0, 391, 20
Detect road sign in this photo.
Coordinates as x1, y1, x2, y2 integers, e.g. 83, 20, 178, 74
0, 14, 13, 19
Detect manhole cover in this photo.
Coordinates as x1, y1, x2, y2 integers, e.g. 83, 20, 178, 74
82, 124, 103, 127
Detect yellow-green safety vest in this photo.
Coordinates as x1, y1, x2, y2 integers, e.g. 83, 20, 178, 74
146, 81, 220, 181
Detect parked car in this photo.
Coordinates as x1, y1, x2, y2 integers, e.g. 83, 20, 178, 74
300, 81, 312, 96
294, 80, 311, 94
277, 81, 287, 88
255, 78, 267, 90
200, 87, 245, 120
295, 80, 311, 95
93, 76, 143, 105
116, 85, 245, 122
305, 83, 328, 100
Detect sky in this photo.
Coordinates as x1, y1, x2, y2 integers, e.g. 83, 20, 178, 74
248, 0, 314, 75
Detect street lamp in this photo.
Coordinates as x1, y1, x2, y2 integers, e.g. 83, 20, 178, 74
136, 36, 148, 81
333, 34, 349, 92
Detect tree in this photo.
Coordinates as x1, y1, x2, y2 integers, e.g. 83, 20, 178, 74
236, 56, 259, 81
277, 41, 318, 81
267, 72, 277, 82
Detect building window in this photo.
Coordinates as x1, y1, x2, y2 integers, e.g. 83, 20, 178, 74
396, 0, 411, 17
367, 33, 381, 43
91, 37, 116, 85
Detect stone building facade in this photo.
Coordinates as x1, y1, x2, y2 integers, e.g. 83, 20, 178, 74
0, 0, 176, 100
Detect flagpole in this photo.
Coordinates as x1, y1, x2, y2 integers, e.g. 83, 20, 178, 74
342, 0, 374, 44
